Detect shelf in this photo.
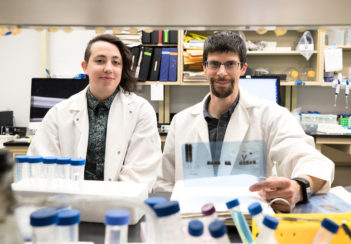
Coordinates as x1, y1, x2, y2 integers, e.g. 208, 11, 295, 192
247, 50, 317, 55
326, 45, 351, 50
137, 81, 180, 86
143, 44, 178, 47
181, 81, 208, 86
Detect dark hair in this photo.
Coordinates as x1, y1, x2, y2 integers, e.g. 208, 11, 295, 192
203, 31, 247, 67
84, 34, 136, 93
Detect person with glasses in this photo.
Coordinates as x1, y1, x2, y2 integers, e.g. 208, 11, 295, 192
155, 31, 334, 212
28, 34, 162, 192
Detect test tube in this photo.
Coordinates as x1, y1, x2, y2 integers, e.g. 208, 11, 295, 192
14, 155, 28, 182
208, 220, 231, 244
41, 156, 56, 179
27, 156, 43, 179
70, 158, 85, 181
30, 208, 58, 244
153, 200, 185, 244
255, 216, 279, 244
188, 219, 204, 244
57, 209, 80, 244
104, 209, 130, 244
56, 157, 71, 180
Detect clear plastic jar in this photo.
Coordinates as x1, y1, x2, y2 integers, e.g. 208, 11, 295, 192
104, 209, 130, 244
41, 156, 56, 179
312, 218, 339, 244
56, 157, 71, 180
27, 156, 43, 179
153, 200, 185, 244
201, 202, 218, 241
57, 209, 80, 244
143, 197, 167, 243
30, 208, 58, 244
14, 155, 28, 182
188, 219, 204, 244
70, 158, 85, 181
208, 220, 231, 244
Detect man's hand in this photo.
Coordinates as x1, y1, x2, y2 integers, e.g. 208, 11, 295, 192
249, 176, 302, 212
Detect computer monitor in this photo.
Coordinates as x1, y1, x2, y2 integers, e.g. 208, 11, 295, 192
30, 78, 89, 122
239, 76, 280, 104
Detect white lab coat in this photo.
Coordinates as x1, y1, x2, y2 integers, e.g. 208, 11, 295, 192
155, 90, 335, 192
28, 86, 162, 191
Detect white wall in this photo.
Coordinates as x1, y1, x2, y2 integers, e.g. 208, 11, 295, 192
0, 29, 42, 127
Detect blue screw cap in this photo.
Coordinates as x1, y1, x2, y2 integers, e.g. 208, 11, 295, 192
43, 156, 57, 164
144, 197, 167, 209
30, 208, 57, 227
188, 219, 204, 237
248, 202, 263, 217
57, 209, 80, 226
27, 156, 43, 163
15, 155, 28, 163
105, 209, 130, 226
262, 216, 279, 230
208, 220, 227, 238
321, 218, 339, 234
226, 198, 239, 209
56, 157, 71, 165
70, 158, 85, 166
154, 201, 180, 217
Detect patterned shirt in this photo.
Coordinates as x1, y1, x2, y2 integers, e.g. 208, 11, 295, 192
204, 93, 240, 175
85, 88, 119, 180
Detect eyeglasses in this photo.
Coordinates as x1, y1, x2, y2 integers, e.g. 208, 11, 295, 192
205, 60, 241, 71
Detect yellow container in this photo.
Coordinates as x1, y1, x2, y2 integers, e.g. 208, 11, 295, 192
252, 212, 351, 244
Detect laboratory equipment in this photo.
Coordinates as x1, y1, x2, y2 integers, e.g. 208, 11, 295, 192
104, 209, 130, 244
27, 156, 43, 179
57, 209, 80, 244
153, 200, 185, 244
312, 218, 339, 244
248, 202, 264, 231
201, 202, 218, 240
226, 198, 254, 244
144, 197, 167, 211
14, 155, 28, 182
255, 215, 279, 244
70, 158, 85, 181
56, 157, 71, 180
41, 156, 56, 179
332, 73, 342, 107
208, 220, 230, 244
345, 81, 350, 109
30, 208, 58, 244
188, 219, 204, 244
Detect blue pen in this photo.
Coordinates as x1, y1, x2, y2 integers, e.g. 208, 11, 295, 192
226, 198, 255, 244
45, 68, 51, 78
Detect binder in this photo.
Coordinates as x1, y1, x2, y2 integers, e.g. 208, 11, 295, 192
151, 30, 159, 44
158, 30, 163, 44
149, 47, 162, 81
134, 46, 144, 79
163, 30, 169, 44
159, 48, 170, 81
169, 30, 178, 44
138, 47, 153, 81
130, 46, 141, 71
168, 48, 178, 81
142, 31, 151, 44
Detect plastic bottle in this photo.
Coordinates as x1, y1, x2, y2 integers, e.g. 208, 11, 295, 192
188, 219, 204, 244
41, 156, 56, 179
226, 198, 254, 244
14, 155, 28, 182
312, 218, 339, 244
248, 202, 264, 231
208, 220, 230, 244
201, 202, 218, 241
27, 156, 43, 186
30, 208, 58, 244
144, 197, 167, 211
56, 209, 80, 244
104, 209, 130, 244
56, 157, 71, 180
255, 215, 279, 244
153, 200, 185, 244
143, 197, 167, 243
70, 158, 85, 181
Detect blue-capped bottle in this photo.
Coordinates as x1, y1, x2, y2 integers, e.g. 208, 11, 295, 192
208, 220, 230, 244
57, 209, 80, 244
14, 155, 28, 182
143, 197, 167, 242
41, 156, 56, 179
248, 202, 264, 231
56, 157, 71, 180
153, 200, 185, 244
188, 219, 204, 244
30, 208, 58, 244
104, 209, 130, 244
27, 155, 43, 179
312, 218, 339, 244
70, 158, 85, 181
255, 215, 279, 244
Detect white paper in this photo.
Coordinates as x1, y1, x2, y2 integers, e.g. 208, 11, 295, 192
324, 48, 343, 72
151, 83, 164, 101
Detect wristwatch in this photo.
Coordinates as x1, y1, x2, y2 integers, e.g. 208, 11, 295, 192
292, 177, 311, 203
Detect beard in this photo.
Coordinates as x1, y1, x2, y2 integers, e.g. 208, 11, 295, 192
210, 77, 235, 98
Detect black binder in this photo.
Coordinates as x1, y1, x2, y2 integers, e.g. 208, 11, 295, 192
169, 30, 178, 44
130, 46, 141, 71
151, 30, 159, 44
142, 31, 151, 44
149, 47, 162, 81
138, 47, 153, 81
